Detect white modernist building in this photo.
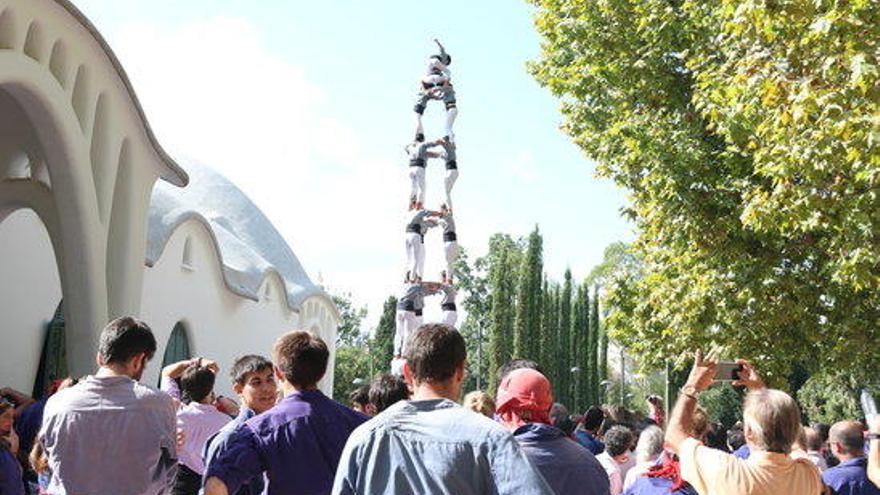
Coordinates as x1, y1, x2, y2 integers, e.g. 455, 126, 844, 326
0, 0, 339, 397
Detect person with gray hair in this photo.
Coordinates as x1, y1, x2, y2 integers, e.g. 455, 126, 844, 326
623, 425, 665, 491
822, 420, 880, 495
664, 349, 823, 495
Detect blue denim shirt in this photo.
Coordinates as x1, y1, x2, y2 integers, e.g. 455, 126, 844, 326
332, 398, 555, 495
515, 423, 610, 495
205, 389, 367, 495
822, 457, 880, 495
201, 407, 263, 495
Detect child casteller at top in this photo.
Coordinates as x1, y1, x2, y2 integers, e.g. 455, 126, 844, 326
413, 39, 457, 144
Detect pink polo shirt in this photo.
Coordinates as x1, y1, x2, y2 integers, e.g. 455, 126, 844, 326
161, 376, 231, 474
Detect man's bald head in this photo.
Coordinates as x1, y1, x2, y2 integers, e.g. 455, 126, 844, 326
829, 420, 865, 459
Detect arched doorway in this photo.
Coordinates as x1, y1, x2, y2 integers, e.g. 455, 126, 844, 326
0, 208, 62, 393
161, 321, 192, 368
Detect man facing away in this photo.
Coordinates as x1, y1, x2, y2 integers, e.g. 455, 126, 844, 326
202, 355, 278, 495
332, 323, 554, 495
39, 317, 178, 495
822, 420, 880, 495
665, 349, 824, 495
204, 331, 367, 495
576, 406, 607, 455
495, 368, 609, 495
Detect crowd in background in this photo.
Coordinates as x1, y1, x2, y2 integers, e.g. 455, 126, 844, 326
2, 318, 880, 495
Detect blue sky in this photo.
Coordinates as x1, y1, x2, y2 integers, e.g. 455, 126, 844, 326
75, 0, 633, 327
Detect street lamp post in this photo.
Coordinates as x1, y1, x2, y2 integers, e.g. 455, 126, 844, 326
570, 366, 581, 412
619, 348, 626, 405
477, 319, 484, 391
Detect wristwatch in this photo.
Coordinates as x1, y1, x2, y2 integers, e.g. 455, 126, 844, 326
680, 384, 699, 400
866, 433, 880, 441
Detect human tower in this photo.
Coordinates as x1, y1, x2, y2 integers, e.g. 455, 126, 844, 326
391, 40, 460, 375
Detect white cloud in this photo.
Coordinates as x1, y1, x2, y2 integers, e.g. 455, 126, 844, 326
109, 17, 409, 328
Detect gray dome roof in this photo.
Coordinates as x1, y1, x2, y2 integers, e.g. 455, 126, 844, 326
146, 160, 323, 310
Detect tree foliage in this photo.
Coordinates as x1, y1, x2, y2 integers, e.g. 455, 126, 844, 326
331, 292, 368, 347
699, 383, 744, 430
514, 227, 544, 360
487, 235, 523, 394
797, 371, 880, 424
557, 269, 573, 405
530, 0, 880, 381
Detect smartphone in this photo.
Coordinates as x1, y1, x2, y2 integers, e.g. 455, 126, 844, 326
716, 361, 744, 382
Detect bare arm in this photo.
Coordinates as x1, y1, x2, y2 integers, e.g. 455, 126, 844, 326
162, 358, 197, 379
204, 477, 230, 495
665, 349, 718, 453
869, 416, 880, 487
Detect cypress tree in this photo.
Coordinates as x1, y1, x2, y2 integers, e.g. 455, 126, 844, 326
514, 227, 543, 361
488, 240, 519, 394
587, 285, 600, 406
557, 269, 573, 407
371, 296, 397, 368
598, 312, 608, 404
540, 277, 554, 383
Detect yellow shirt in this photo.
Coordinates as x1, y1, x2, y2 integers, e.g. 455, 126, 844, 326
679, 438, 824, 495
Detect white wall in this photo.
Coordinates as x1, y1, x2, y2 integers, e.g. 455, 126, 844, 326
0, 209, 61, 392
140, 219, 338, 397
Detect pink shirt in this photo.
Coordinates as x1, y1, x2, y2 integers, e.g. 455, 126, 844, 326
161, 376, 230, 474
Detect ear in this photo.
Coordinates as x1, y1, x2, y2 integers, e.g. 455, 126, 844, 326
232, 382, 244, 395
273, 365, 285, 382
365, 403, 377, 416
95, 353, 103, 367
454, 362, 466, 384
402, 361, 414, 386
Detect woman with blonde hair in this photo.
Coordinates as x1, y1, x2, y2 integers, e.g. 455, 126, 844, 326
462, 391, 495, 418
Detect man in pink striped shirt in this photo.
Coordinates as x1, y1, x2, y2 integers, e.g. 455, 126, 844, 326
161, 358, 232, 495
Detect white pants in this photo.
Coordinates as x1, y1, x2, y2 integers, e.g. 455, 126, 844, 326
394, 309, 422, 356
444, 169, 458, 210
405, 233, 426, 279
442, 309, 458, 328
445, 107, 458, 142
409, 167, 426, 205
444, 241, 459, 281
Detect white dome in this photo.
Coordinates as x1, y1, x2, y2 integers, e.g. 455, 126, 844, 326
146, 160, 322, 310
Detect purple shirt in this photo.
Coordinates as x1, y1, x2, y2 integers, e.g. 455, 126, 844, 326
515, 423, 610, 495
0, 447, 24, 495
624, 476, 697, 495
205, 389, 367, 495
822, 457, 880, 495
14, 397, 47, 461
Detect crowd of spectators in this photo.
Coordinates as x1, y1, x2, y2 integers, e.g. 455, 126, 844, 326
2, 318, 880, 494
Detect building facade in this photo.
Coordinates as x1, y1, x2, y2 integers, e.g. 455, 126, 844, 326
0, 0, 338, 397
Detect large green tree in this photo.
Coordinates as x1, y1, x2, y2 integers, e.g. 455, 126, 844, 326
487, 235, 522, 394
330, 291, 369, 400
530, 0, 880, 381
455, 247, 493, 392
